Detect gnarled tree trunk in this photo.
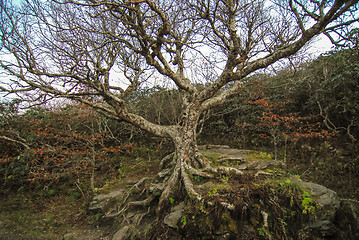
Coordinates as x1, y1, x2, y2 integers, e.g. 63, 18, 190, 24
154, 100, 243, 213
157, 102, 204, 212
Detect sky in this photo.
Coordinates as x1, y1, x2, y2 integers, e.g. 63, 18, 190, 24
310, 36, 334, 55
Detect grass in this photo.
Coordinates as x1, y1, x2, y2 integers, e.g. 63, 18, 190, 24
0, 192, 86, 240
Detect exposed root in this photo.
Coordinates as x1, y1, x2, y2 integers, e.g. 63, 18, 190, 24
114, 151, 244, 217
184, 162, 213, 178
205, 166, 244, 176
197, 152, 211, 169
190, 150, 205, 168
122, 177, 150, 203
207, 200, 235, 211
157, 161, 181, 213
149, 182, 166, 193
155, 152, 244, 213
157, 168, 172, 179
160, 152, 175, 170
181, 162, 202, 201
136, 206, 151, 225
128, 195, 156, 207
105, 206, 128, 218
105, 177, 151, 218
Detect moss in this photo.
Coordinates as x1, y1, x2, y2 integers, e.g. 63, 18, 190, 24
247, 151, 273, 161
202, 153, 224, 165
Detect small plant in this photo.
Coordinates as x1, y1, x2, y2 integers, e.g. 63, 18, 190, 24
301, 191, 316, 214
194, 175, 202, 182
257, 227, 267, 237
189, 173, 202, 182
150, 190, 162, 196
169, 197, 175, 204
208, 188, 218, 197
259, 152, 273, 160
181, 215, 187, 226
118, 168, 124, 179
219, 174, 229, 183
198, 203, 209, 214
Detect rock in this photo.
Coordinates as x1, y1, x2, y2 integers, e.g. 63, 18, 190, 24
164, 202, 185, 228
295, 180, 340, 210
89, 189, 125, 213
295, 180, 341, 238
112, 226, 130, 240
218, 156, 246, 164
199, 145, 230, 149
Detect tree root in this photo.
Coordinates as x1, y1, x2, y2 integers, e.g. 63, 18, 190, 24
184, 162, 213, 178
112, 151, 244, 217
105, 177, 151, 218
181, 162, 202, 201
156, 151, 245, 212
128, 195, 156, 207
205, 166, 244, 176
157, 161, 181, 213
122, 177, 150, 203
160, 152, 175, 170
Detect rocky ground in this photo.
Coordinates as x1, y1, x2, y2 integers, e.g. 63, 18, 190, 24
62, 145, 359, 240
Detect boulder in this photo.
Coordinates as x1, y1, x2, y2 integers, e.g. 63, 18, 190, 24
164, 202, 185, 228
112, 226, 130, 240
296, 181, 340, 209
294, 180, 354, 239
89, 190, 125, 214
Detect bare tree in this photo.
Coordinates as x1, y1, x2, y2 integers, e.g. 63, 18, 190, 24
1, 0, 358, 212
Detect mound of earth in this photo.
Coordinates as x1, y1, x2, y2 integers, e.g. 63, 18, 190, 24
65, 146, 359, 240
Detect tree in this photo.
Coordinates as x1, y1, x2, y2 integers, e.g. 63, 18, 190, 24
0, 0, 358, 212
246, 89, 334, 161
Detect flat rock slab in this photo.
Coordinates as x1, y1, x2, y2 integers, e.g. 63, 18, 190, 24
199, 146, 284, 171
199, 146, 250, 161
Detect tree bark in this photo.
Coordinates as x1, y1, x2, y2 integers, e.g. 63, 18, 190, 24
156, 101, 205, 212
